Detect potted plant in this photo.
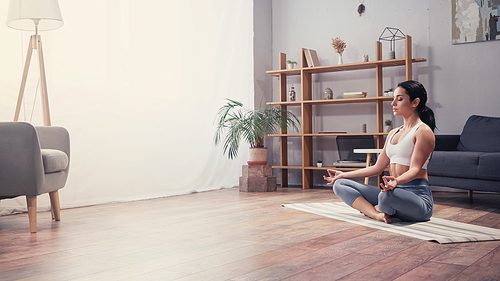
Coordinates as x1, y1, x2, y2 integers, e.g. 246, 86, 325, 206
331, 37, 347, 64
385, 119, 393, 132
214, 99, 300, 165
317, 152, 323, 167
384, 88, 394, 96
286, 60, 297, 69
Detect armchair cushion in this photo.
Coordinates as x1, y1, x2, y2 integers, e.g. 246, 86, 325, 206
41, 149, 69, 173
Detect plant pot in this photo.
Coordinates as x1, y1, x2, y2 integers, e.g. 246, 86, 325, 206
385, 125, 393, 132
287, 63, 295, 69
317, 162, 323, 167
248, 147, 268, 166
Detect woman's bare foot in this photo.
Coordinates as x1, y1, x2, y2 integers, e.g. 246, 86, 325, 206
383, 213, 392, 223
372, 210, 392, 223
352, 198, 392, 224
373, 205, 392, 223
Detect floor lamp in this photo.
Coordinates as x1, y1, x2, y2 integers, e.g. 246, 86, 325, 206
6, 0, 63, 126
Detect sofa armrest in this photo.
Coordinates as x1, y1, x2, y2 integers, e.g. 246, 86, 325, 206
0, 122, 45, 197
434, 135, 461, 151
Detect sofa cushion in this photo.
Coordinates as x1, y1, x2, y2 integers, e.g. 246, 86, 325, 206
457, 115, 500, 152
41, 149, 69, 173
477, 153, 500, 181
428, 151, 484, 179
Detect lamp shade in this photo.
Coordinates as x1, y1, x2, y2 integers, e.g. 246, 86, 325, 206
7, 0, 63, 31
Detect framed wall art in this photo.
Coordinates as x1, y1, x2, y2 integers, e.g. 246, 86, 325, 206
452, 0, 499, 44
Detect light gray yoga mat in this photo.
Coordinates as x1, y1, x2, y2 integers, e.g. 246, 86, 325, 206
283, 202, 500, 244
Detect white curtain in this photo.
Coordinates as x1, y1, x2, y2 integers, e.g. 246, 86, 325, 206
0, 0, 253, 214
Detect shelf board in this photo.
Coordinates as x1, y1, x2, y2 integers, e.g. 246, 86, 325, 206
269, 133, 388, 137
267, 101, 302, 106
303, 166, 390, 172
271, 166, 303, 169
266, 68, 302, 76
304, 166, 361, 171
271, 165, 380, 172
268, 134, 302, 137
304, 96, 392, 105
268, 96, 393, 106
266, 58, 426, 76
304, 132, 389, 137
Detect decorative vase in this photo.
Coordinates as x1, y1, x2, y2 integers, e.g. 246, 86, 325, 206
288, 87, 296, 101
338, 54, 343, 64
323, 87, 333, 99
388, 51, 395, 59
248, 147, 268, 166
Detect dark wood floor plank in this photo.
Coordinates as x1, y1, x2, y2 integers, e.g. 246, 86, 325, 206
238, 231, 404, 281
431, 240, 500, 266
448, 244, 500, 281
355, 235, 423, 256
336, 240, 456, 280
393, 261, 467, 281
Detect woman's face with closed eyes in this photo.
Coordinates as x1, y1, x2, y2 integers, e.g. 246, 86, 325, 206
391, 87, 419, 117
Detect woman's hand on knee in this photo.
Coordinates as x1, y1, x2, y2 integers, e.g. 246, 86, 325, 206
324, 169, 344, 185
380, 176, 397, 192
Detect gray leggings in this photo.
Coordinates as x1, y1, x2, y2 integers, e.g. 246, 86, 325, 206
333, 178, 434, 222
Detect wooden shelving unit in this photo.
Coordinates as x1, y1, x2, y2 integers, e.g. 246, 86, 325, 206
267, 35, 426, 189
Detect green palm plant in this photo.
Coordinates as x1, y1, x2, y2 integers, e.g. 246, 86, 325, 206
214, 99, 300, 159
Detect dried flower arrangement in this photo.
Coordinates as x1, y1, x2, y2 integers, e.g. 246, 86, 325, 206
331, 37, 347, 55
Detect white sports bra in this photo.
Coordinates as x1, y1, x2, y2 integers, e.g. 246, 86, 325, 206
385, 122, 430, 169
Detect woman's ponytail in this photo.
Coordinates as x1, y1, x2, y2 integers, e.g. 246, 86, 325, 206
418, 105, 436, 132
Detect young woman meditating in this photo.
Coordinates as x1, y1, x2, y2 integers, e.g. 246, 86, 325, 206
324, 80, 436, 223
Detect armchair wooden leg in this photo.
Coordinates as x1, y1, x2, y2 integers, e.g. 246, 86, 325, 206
26, 195, 37, 233
49, 191, 61, 221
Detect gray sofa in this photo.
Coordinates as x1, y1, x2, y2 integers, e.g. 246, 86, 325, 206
428, 115, 500, 198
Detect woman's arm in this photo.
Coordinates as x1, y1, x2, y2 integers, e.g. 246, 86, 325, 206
324, 140, 391, 185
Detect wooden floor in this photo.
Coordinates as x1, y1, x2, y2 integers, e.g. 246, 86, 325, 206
1, 186, 500, 281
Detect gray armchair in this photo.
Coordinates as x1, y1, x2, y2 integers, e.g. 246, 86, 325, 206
0, 122, 70, 233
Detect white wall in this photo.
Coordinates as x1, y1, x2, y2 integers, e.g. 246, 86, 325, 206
270, 0, 500, 186
0, 0, 254, 214
253, 0, 274, 163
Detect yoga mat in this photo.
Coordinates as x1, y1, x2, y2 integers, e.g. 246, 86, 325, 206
283, 202, 500, 244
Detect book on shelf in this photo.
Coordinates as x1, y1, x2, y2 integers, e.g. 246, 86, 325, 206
343, 92, 367, 98
309, 49, 320, 67
303, 49, 320, 67
303, 49, 313, 67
